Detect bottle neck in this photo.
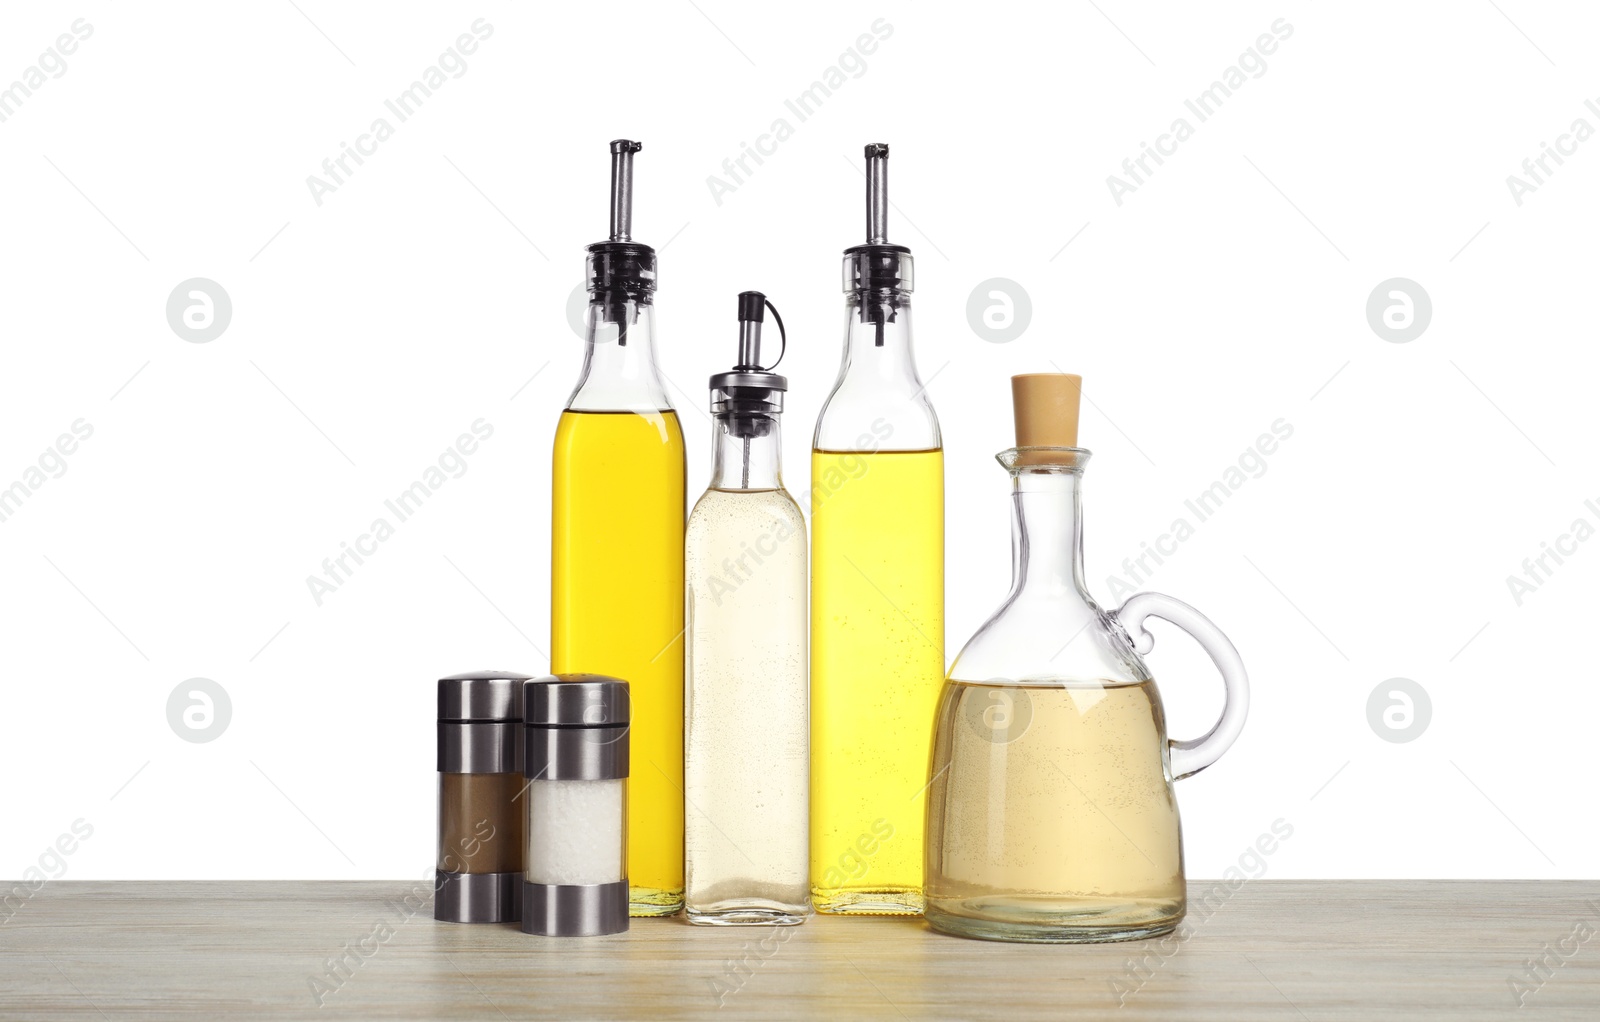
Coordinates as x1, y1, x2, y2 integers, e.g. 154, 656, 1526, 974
814, 288, 941, 452
841, 289, 918, 382
709, 415, 783, 491
567, 297, 672, 412
1008, 469, 1086, 599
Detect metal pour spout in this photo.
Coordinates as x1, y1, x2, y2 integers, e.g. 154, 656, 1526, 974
865, 143, 889, 244
843, 143, 911, 347
710, 291, 787, 450
609, 139, 641, 242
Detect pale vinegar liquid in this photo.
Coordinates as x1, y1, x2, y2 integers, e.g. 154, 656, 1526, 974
924, 678, 1185, 942
810, 448, 943, 913
552, 409, 685, 916
684, 488, 809, 923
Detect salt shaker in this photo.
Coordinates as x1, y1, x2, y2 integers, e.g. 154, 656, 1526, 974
521, 674, 630, 936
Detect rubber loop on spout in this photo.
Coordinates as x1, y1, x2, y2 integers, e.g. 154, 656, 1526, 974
762, 298, 787, 372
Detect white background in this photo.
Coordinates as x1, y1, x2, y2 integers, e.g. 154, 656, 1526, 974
2, 1, 1595, 881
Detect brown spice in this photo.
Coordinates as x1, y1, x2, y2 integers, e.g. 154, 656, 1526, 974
437, 773, 525, 873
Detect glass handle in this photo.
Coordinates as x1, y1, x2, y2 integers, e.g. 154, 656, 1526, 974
1114, 592, 1249, 781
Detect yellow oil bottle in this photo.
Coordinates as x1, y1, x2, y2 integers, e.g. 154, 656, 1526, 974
810, 144, 945, 914
551, 141, 684, 916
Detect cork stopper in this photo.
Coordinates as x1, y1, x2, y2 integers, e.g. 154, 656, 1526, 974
1011, 373, 1082, 453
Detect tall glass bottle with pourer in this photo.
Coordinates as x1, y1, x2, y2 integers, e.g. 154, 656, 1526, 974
552, 140, 685, 917
810, 144, 944, 914
684, 292, 809, 925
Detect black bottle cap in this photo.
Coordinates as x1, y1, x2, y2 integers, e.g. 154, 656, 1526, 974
737, 290, 765, 323
585, 242, 656, 298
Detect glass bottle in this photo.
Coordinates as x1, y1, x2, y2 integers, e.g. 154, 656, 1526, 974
551, 140, 684, 917
924, 374, 1249, 943
810, 144, 944, 915
684, 292, 809, 926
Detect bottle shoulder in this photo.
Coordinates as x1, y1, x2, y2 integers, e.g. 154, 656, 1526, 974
948, 592, 1149, 686
553, 408, 685, 455
688, 487, 807, 530
813, 390, 941, 452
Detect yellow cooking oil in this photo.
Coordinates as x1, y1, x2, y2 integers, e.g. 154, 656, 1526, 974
552, 408, 686, 916
809, 447, 944, 913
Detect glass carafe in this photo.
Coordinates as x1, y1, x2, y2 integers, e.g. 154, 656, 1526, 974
924, 446, 1248, 943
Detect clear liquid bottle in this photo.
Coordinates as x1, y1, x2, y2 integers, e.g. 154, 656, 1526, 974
684, 292, 809, 926
810, 144, 944, 915
551, 140, 684, 917
924, 374, 1249, 943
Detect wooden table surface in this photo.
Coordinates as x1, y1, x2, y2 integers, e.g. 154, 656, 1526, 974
2, 881, 1596, 1019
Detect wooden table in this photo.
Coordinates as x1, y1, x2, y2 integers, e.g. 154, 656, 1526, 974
2, 881, 1596, 1018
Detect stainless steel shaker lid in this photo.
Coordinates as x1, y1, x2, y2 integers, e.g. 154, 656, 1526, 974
524, 674, 630, 728
438, 671, 532, 721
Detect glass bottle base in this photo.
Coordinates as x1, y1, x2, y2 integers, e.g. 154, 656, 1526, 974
629, 886, 685, 918
924, 897, 1183, 944
811, 888, 923, 916
685, 905, 807, 927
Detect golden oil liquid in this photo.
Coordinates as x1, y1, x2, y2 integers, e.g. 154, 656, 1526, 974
552, 409, 685, 916
810, 448, 943, 914
924, 678, 1184, 942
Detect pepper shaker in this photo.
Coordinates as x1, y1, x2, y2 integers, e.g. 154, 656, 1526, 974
436, 670, 530, 923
